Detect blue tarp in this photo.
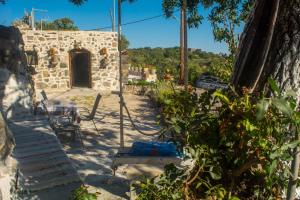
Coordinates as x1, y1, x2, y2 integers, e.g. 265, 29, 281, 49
129, 141, 179, 156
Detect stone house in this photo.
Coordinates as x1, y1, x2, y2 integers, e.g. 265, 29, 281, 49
21, 30, 119, 92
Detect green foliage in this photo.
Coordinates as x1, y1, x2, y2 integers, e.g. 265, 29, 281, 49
69, 0, 88, 5
127, 79, 154, 86
69, 0, 136, 6
134, 164, 185, 200
152, 81, 176, 107
128, 47, 224, 82
69, 185, 98, 200
162, 0, 254, 56
208, 56, 233, 82
36, 18, 78, 31
162, 0, 205, 28
208, 0, 254, 55
137, 81, 300, 199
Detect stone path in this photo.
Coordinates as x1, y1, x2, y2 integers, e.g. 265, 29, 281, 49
8, 117, 81, 192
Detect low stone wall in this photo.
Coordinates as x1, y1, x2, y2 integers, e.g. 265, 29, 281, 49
22, 30, 119, 91
123, 85, 154, 96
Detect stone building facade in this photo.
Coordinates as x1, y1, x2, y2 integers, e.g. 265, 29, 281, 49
21, 30, 119, 91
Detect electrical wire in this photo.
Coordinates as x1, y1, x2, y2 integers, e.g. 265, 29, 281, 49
88, 9, 179, 31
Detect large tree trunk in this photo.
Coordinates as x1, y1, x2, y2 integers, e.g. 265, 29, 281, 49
232, 0, 300, 94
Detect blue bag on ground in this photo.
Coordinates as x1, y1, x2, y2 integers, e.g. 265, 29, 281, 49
129, 141, 178, 156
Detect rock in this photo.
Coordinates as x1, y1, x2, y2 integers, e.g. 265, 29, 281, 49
60, 63, 67, 68
43, 71, 50, 77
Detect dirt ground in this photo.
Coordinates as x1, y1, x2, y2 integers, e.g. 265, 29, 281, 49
44, 88, 164, 199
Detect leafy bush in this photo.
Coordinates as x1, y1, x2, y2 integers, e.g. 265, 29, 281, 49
152, 81, 176, 106
69, 185, 98, 200
127, 80, 154, 86
208, 57, 233, 82
137, 80, 300, 199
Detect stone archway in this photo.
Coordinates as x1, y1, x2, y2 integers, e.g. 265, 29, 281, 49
69, 49, 91, 88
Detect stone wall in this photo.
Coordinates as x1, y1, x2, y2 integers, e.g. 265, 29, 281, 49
21, 30, 119, 92
0, 25, 28, 200
0, 26, 33, 119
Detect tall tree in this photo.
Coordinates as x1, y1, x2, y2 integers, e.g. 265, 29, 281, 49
232, 0, 300, 94
163, 0, 203, 86
207, 0, 254, 56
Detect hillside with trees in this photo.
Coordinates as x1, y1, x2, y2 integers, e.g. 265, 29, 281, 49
128, 47, 226, 83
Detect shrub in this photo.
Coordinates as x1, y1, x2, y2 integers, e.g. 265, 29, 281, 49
136, 80, 300, 199
208, 57, 233, 82
69, 185, 98, 200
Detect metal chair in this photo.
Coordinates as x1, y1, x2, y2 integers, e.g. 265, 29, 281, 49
78, 93, 102, 134
41, 100, 84, 148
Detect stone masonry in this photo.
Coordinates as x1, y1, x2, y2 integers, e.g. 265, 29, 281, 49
21, 30, 119, 91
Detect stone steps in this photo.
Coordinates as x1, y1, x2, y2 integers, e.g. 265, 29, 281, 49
20, 159, 70, 173
20, 163, 76, 178
15, 138, 58, 148
8, 119, 81, 192
20, 172, 80, 191
13, 148, 62, 159
13, 143, 61, 156
14, 135, 54, 144
16, 151, 66, 165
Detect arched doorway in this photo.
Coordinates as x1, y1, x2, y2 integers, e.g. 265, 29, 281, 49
69, 49, 91, 88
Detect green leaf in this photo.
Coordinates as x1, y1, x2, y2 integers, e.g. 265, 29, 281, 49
173, 124, 181, 133
242, 119, 257, 132
269, 160, 277, 177
271, 98, 293, 117
285, 89, 297, 98
213, 91, 230, 104
256, 99, 269, 120
285, 140, 300, 150
270, 150, 280, 160
209, 171, 222, 180
229, 197, 240, 200
268, 78, 280, 95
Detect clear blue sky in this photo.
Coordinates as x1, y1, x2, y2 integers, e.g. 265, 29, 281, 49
0, 0, 234, 54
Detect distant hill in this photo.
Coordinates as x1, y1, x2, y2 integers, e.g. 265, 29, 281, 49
127, 47, 226, 83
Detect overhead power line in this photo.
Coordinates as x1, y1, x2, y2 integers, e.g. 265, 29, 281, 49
88, 9, 179, 31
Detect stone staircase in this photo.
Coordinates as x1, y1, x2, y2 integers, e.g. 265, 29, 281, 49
8, 117, 81, 192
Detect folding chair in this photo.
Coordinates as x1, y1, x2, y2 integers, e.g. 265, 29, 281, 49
41, 100, 84, 148
78, 94, 102, 134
